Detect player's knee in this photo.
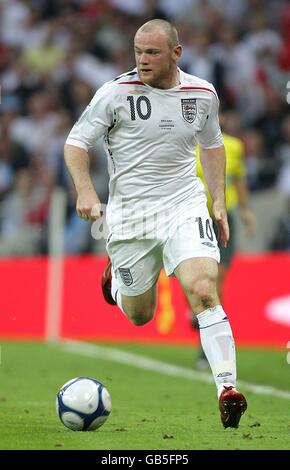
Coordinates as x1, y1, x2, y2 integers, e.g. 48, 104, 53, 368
126, 306, 155, 326
195, 278, 217, 308
185, 277, 217, 308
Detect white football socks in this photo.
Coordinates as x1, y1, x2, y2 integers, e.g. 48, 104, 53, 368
197, 305, 237, 398
111, 267, 124, 313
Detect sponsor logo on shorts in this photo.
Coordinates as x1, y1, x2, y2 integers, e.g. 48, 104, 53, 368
119, 268, 133, 286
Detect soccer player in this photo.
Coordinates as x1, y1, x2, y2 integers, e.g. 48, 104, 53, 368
192, 126, 257, 370
64, 19, 247, 429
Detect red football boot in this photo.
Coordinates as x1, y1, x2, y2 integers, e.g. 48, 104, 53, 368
219, 385, 247, 429
101, 258, 116, 305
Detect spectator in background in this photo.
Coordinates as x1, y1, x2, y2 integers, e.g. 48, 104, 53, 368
181, 28, 224, 90
0, 139, 14, 198
253, 88, 285, 155
278, 1, 290, 71
245, 14, 282, 59
245, 128, 279, 191
276, 113, 290, 167
9, 91, 60, 155
270, 197, 290, 251
210, 23, 265, 123
0, 135, 29, 198
22, 24, 66, 77
0, 165, 51, 256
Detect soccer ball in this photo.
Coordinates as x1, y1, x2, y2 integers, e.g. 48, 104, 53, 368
56, 377, 112, 431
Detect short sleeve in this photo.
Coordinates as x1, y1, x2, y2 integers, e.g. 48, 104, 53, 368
196, 92, 223, 149
66, 82, 115, 151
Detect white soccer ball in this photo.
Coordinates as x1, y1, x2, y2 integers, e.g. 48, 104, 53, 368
56, 377, 112, 431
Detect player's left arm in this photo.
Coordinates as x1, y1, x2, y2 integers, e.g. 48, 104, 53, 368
197, 91, 229, 247
200, 145, 229, 248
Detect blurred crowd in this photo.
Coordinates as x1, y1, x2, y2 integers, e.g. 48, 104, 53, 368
1, 0, 290, 255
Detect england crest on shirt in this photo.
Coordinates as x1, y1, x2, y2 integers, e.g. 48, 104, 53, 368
181, 98, 197, 123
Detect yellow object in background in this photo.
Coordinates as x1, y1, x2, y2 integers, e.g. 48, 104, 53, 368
196, 133, 245, 213
156, 270, 175, 334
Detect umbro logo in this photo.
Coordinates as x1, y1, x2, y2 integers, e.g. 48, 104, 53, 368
202, 241, 215, 248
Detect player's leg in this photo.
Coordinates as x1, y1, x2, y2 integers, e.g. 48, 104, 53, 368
174, 256, 246, 428
190, 213, 235, 369
103, 238, 162, 326
121, 283, 158, 326
163, 213, 247, 428
175, 257, 220, 314
190, 263, 229, 371
102, 257, 158, 325
164, 221, 237, 392
190, 258, 228, 370
176, 256, 231, 381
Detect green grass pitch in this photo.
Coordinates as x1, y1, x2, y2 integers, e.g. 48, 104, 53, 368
0, 341, 289, 450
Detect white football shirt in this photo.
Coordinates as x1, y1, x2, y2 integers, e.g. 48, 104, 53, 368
66, 68, 223, 239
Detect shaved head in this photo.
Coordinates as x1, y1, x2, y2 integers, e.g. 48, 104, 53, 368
136, 19, 179, 49
134, 19, 182, 89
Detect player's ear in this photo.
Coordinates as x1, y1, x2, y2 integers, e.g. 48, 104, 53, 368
173, 45, 183, 61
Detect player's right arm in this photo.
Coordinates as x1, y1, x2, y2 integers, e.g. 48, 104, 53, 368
64, 144, 101, 221
64, 81, 115, 221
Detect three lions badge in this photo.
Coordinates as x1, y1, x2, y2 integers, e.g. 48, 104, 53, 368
181, 98, 197, 123
119, 268, 133, 286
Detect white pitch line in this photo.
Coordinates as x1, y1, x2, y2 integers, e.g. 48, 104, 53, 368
59, 340, 290, 401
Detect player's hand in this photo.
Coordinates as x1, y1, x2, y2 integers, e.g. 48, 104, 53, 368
212, 200, 230, 248
76, 189, 102, 221
239, 207, 256, 237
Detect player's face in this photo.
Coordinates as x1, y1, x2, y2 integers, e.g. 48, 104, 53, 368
134, 31, 181, 89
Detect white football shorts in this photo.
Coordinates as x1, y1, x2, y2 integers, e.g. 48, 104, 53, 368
106, 206, 220, 297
